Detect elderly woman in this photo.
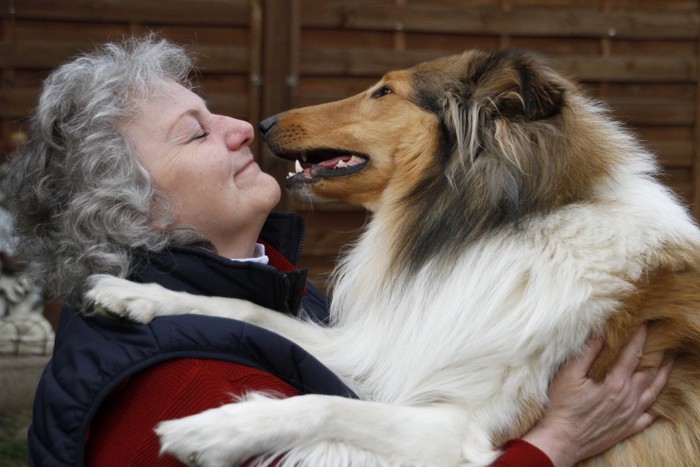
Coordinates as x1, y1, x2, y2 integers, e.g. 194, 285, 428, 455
5, 35, 669, 467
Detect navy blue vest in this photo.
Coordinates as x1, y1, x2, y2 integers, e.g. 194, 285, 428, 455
28, 213, 354, 466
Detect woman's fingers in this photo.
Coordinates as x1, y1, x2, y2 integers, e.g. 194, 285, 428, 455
627, 360, 673, 434
637, 358, 674, 411
563, 334, 605, 379
609, 325, 648, 379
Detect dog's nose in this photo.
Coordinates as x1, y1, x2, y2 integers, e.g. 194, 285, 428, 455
259, 116, 278, 136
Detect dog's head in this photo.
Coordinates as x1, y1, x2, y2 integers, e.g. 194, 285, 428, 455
262, 49, 608, 209
261, 49, 617, 268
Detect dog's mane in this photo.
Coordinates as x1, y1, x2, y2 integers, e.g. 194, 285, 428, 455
380, 50, 632, 278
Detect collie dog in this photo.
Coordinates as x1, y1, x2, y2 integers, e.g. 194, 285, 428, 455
90, 49, 700, 466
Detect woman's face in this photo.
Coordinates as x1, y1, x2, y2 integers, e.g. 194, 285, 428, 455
124, 81, 281, 258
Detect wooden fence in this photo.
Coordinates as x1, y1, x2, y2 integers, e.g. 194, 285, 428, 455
2, 0, 699, 289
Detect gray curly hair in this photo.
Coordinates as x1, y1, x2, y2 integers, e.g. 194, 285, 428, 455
4, 34, 210, 308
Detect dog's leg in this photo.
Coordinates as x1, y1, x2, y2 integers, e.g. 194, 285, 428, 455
85, 274, 333, 355
155, 392, 492, 467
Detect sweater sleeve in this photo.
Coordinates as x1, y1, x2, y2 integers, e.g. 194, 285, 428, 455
492, 439, 555, 467
85, 359, 300, 466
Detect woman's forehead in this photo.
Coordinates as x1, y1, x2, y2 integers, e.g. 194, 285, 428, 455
134, 82, 207, 130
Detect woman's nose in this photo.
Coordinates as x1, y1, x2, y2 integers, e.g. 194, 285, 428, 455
223, 117, 254, 149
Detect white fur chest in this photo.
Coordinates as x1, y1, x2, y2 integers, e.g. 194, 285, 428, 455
325, 172, 700, 433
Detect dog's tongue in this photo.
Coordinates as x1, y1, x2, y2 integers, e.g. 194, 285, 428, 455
317, 155, 364, 170
287, 155, 366, 180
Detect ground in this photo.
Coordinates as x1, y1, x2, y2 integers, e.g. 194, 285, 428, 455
0, 411, 30, 466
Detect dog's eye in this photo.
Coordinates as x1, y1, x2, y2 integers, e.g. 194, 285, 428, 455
371, 86, 393, 99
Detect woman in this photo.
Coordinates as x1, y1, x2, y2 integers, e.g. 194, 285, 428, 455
4, 35, 670, 467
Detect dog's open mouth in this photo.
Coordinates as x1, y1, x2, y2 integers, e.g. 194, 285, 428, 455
283, 149, 369, 183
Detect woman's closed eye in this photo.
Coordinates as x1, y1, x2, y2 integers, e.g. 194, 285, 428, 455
190, 131, 209, 142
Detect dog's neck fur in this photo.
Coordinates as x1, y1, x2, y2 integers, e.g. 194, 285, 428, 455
362, 93, 644, 279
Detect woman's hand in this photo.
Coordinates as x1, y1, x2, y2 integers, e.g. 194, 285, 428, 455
523, 325, 673, 467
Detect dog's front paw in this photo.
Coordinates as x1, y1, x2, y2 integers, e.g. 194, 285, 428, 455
156, 411, 252, 467
85, 274, 167, 324
156, 396, 289, 467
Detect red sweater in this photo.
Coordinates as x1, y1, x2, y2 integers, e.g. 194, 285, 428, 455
86, 359, 552, 466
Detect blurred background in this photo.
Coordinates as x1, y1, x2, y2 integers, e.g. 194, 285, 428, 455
1, 0, 699, 463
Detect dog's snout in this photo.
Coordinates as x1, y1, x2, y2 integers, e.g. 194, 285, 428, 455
259, 116, 278, 136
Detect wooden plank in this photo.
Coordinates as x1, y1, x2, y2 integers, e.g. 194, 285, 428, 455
5, 70, 47, 90
200, 91, 249, 120
0, 88, 39, 118
598, 82, 696, 100
606, 98, 695, 126
298, 76, 376, 97
662, 171, 693, 204
409, 0, 500, 8
404, 32, 501, 52
510, 0, 605, 8
293, 76, 376, 107
664, 167, 693, 184
671, 183, 693, 206
300, 1, 699, 39
546, 56, 697, 83
624, 128, 695, 175
634, 126, 695, 141
646, 140, 694, 168
604, 0, 700, 13
499, 36, 600, 55
299, 48, 446, 77
131, 24, 252, 46
288, 196, 364, 212
14, 0, 251, 26
14, 19, 129, 41
261, 0, 296, 115
302, 28, 395, 48
514, 0, 697, 12
190, 44, 251, 74
610, 39, 697, 56
0, 0, 8, 19
198, 74, 250, 96
248, 0, 263, 143
261, 0, 298, 209
298, 209, 368, 257
0, 42, 107, 69
298, 48, 698, 83
0, 42, 250, 73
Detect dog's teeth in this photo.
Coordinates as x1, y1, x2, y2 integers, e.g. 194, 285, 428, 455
295, 160, 303, 173
287, 172, 294, 179
301, 153, 308, 162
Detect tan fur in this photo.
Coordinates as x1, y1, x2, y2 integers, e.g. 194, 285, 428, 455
267, 70, 434, 210
263, 49, 700, 465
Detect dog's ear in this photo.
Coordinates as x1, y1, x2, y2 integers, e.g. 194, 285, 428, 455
489, 52, 564, 121
437, 50, 565, 167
